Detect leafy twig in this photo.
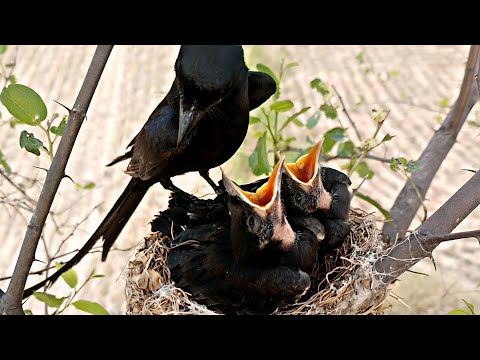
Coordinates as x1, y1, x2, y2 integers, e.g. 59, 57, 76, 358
0, 45, 114, 315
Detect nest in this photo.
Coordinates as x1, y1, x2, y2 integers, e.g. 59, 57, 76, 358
125, 208, 391, 315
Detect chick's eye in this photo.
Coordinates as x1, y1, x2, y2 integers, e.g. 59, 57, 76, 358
247, 215, 256, 230
293, 192, 303, 204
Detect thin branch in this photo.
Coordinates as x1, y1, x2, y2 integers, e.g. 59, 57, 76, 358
0, 45, 114, 315
0, 170, 36, 205
332, 85, 363, 142
374, 170, 480, 287
427, 229, 480, 243
383, 45, 480, 244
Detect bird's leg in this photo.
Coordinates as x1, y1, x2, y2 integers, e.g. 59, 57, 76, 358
160, 178, 191, 197
199, 170, 222, 194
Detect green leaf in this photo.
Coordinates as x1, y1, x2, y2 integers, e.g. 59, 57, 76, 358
320, 103, 337, 119
0, 45, 7, 55
310, 78, 330, 97
285, 62, 299, 69
281, 106, 311, 131
24, 309, 33, 315
355, 51, 365, 64
390, 70, 400, 78
92, 274, 106, 279
436, 115, 445, 124
0, 84, 47, 126
292, 118, 304, 127
306, 112, 320, 129
406, 160, 421, 173
8, 75, 17, 84
19, 130, 44, 156
321, 127, 345, 155
322, 136, 336, 155
249, 132, 271, 176
462, 299, 475, 315
390, 158, 399, 172
337, 141, 355, 157
0, 150, 11, 174
75, 181, 96, 190
356, 161, 374, 179
355, 193, 391, 221
33, 292, 65, 308
50, 116, 67, 136
54, 263, 78, 288
72, 300, 109, 315
381, 134, 394, 143
256, 64, 278, 85
440, 98, 449, 108
448, 309, 471, 315
325, 127, 345, 142
270, 100, 294, 113
249, 116, 261, 125
373, 112, 386, 123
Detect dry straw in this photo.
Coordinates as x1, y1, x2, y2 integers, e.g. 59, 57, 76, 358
126, 208, 391, 315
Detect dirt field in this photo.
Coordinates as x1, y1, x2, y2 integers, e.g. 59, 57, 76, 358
1, 45, 479, 315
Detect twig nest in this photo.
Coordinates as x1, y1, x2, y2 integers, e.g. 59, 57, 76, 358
125, 208, 390, 315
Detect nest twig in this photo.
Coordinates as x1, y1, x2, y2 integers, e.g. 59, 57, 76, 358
125, 208, 390, 315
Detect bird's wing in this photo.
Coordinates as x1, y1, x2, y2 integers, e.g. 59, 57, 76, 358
125, 98, 180, 181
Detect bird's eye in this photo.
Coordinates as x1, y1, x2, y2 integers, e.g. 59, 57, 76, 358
247, 215, 256, 231
293, 192, 304, 205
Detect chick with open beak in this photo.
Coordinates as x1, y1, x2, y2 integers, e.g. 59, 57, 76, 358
166, 158, 312, 314
282, 138, 352, 251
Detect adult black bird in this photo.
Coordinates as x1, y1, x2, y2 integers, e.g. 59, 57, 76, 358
166, 159, 316, 314
282, 139, 352, 251
23, 45, 276, 299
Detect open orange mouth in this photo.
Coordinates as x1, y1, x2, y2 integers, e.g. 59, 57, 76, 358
285, 139, 323, 184
224, 157, 284, 210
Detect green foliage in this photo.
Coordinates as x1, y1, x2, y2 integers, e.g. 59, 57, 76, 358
0, 45, 7, 55
72, 300, 109, 315
448, 299, 475, 315
33, 266, 109, 315
0, 84, 47, 126
33, 292, 65, 308
19, 130, 44, 156
249, 131, 271, 176
75, 181, 96, 190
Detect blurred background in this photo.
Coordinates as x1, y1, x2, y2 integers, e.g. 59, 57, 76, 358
1, 45, 479, 315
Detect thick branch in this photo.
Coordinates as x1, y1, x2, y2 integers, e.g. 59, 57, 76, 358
383, 45, 480, 243
0, 45, 114, 315
373, 170, 480, 287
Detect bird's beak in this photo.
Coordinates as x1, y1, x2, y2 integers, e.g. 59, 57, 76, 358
284, 139, 323, 185
177, 102, 203, 147
284, 138, 332, 211
223, 157, 285, 212
222, 157, 295, 249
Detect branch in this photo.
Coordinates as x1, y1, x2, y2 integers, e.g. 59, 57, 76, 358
383, 45, 480, 244
331, 85, 363, 142
428, 230, 480, 243
373, 169, 480, 287
0, 45, 114, 315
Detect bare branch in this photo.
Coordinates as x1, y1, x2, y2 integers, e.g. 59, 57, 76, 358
0, 45, 114, 315
0, 170, 36, 205
373, 170, 480, 287
383, 45, 480, 244
332, 85, 363, 142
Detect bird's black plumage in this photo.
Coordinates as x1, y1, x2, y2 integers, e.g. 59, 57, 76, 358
22, 45, 276, 299
164, 159, 315, 314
